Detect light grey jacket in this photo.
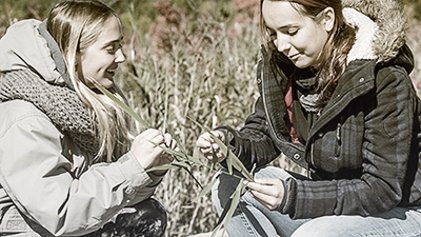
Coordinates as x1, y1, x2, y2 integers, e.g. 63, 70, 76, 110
0, 20, 160, 236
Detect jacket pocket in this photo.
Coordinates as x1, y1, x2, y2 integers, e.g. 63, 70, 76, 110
312, 112, 364, 174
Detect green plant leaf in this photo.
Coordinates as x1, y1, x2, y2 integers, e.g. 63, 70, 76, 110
222, 179, 245, 227
146, 163, 180, 172
94, 82, 206, 189
212, 178, 246, 236
93, 80, 150, 129
197, 174, 218, 200
187, 116, 254, 181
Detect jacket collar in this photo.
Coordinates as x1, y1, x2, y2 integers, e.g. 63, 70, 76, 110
309, 59, 376, 137
38, 20, 74, 90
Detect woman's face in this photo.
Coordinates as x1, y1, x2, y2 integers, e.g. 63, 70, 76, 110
262, 1, 332, 69
80, 16, 125, 89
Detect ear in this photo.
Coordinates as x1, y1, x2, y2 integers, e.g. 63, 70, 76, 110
320, 7, 335, 32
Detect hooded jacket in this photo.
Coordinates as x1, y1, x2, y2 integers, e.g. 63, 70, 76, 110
0, 20, 160, 236
221, 1, 421, 218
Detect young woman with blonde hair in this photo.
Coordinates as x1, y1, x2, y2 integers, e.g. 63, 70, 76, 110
0, 0, 174, 236
197, 0, 421, 236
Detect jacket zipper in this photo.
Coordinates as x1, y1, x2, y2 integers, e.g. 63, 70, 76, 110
260, 66, 284, 144
260, 63, 316, 171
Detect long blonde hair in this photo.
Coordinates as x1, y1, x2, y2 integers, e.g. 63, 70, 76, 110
47, 0, 131, 162
260, 0, 356, 107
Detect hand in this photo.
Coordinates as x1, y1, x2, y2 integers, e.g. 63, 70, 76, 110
130, 128, 177, 175
244, 178, 285, 210
195, 130, 226, 162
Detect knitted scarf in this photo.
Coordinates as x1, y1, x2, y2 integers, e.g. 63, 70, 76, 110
0, 69, 99, 157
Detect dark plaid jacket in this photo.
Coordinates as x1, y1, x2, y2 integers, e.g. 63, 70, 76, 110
222, 45, 421, 219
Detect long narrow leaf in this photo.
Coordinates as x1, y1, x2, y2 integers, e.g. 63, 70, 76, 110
188, 117, 254, 181
147, 142, 204, 189
197, 174, 218, 200
212, 178, 245, 236
93, 80, 150, 129
146, 163, 180, 172
150, 142, 206, 167
94, 82, 206, 190
222, 179, 245, 228
212, 138, 253, 181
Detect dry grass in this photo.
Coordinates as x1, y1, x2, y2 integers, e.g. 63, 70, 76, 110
117, 7, 261, 235
1, 1, 421, 236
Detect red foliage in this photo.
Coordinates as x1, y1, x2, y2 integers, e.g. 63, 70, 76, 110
149, 0, 183, 51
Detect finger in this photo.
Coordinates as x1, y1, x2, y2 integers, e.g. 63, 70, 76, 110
216, 150, 226, 161
205, 154, 217, 161
254, 178, 279, 185
160, 153, 174, 163
204, 152, 225, 162
200, 146, 213, 154
139, 128, 161, 141
245, 181, 275, 196
163, 133, 172, 147
249, 190, 279, 210
148, 137, 164, 147
148, 131, 169, 145
196, 136, 212, 148
212, 130, 224, 140
211, 143, 220, 151
203, 143, 220, 154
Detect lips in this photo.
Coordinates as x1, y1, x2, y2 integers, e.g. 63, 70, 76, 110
105, 68, 116, 78
288, 54, 299, 61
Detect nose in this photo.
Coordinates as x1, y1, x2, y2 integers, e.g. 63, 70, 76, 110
115, 48, 126, 63
274, 33, 290, 54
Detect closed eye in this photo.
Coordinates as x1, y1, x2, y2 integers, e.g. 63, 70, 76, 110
286, 27, 298, 36
105, 42, 122, 54
267, 29, 277, 41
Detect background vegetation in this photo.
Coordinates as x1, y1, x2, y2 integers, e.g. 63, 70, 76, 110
1, 0, 420, 236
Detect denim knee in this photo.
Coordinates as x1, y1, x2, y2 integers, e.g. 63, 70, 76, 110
290, 216, 361, 237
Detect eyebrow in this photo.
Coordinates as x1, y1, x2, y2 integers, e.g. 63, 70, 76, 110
103, 37, 124, 46
266, 22, 298, 32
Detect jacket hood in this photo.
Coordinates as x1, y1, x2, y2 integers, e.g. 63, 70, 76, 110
0, 19, 71, 87
342, 0, 407, 63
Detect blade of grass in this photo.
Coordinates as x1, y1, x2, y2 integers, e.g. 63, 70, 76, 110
188, 116, 254, 181
197, 174, 218, 200
93, 80, 150, 129
212, 178, 245, 236
94, 82, 205, 189
146, 163, 181, 172
147, 141, 205, 189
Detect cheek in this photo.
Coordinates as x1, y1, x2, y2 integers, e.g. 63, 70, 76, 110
80, 58, 96, 78
311, 28, 328, 52
81, 55, 105, 77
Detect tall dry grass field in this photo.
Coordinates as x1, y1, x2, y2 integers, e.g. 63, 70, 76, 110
1, 0, 421, 236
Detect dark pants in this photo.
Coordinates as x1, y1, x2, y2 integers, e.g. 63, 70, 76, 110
0, 198, 167, 237
84, 198, 167, 237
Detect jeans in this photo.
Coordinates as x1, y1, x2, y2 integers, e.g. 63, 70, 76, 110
212, 166, 421, 237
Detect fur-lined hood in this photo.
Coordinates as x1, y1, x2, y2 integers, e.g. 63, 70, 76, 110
342, 0, 406, 63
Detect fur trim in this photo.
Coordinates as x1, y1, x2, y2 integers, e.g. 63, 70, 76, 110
343, 8, 378, 63
341, 0, 406, 62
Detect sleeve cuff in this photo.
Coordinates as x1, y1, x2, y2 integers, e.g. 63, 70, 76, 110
117, 151, 153, 191
278, 177, 297, 217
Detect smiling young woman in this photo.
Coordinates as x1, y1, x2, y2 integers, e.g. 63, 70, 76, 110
196, 0, 421, 236
0, 0, 175, 236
